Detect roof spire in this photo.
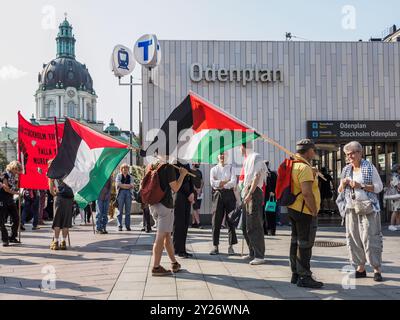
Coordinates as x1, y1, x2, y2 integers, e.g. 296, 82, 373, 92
56, 15, 76, 59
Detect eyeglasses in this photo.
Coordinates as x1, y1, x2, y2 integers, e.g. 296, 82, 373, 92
345, 151, 360, 157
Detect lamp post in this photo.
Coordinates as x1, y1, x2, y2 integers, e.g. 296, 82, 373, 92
118, 75, 141, 166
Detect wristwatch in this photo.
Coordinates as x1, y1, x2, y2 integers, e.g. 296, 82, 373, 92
360, 183, 366, 190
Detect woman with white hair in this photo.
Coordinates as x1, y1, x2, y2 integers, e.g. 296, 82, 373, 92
0, 161, 23, 246
338, 141, 384, 282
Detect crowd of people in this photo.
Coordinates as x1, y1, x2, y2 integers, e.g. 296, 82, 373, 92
1, 139, 399, 286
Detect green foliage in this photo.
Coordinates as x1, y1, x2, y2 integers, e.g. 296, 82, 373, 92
130, 165, 145, 191
0, 149, 7, 172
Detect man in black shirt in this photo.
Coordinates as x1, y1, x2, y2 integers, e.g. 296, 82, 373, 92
173, 162, 196, 258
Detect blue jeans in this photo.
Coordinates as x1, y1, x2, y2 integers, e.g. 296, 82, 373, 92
22, 197, 39, 227
117, 190, 132, 228
96, 199, 110, 231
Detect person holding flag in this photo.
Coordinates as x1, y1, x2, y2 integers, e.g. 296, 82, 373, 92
0, 161, 23, 246
48, 159, 74, 251
47, 117, 130, 246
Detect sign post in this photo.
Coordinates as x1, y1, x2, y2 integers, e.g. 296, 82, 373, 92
111, 36, 162, 165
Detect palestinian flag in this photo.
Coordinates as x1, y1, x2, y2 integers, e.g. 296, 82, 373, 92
141, 92, 260, 163
47, 118, 129, 207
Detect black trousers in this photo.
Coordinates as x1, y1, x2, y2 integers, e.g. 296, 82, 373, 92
0, 200, 19, 241
173, 192, 191, 254
212, 189, 238, 246
143, 207, 151, 231
264, 212, 277, 235
287, 208, 318, 277
84, 204, 93, 223
241, 188, 265, 259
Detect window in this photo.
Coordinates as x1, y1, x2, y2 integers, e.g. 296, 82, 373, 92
87, 103, 92, 121
49, 100, 56, 118
67, 101, 76, 118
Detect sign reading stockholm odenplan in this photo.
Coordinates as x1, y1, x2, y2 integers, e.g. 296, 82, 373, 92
110, 34, 161, 78
307, 121, 400, 142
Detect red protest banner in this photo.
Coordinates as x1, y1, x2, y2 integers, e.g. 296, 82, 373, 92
18, 112, 64, 190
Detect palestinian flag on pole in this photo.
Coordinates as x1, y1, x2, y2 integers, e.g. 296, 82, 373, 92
140, 91, 260, 163
47, 118, 130, 207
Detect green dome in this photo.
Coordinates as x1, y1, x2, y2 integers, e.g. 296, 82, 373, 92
104, 119, 120, 134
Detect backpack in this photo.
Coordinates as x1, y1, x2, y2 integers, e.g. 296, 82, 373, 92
276, 158, 305, 206
140, 163, 166, 205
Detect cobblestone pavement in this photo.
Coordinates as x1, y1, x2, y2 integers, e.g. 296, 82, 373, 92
0, 216, 399, 300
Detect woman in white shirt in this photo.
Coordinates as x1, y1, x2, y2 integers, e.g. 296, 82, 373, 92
338, 141, 383, 282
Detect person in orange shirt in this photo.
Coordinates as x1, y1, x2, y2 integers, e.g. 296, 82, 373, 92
287, 139, 323, 289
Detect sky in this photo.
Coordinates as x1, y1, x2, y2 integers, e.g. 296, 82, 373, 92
0, 0, 399, 133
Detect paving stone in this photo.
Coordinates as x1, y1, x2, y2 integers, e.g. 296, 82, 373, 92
108, 290, 143, 300
0, 219, 399, 300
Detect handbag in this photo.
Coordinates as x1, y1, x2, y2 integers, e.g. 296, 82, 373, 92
353, 199, 373, 215
351, 188, 373, 215
265, 195, 277, 213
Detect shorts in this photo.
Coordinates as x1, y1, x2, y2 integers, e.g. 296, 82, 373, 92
150, 203, 174, 233
193, 199, 202, 210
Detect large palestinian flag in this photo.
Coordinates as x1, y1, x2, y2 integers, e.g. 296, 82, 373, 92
141, 92, 260, 163
47, 118, 129, 207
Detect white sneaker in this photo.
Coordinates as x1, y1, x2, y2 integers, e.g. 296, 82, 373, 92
249, 258, 265, 265
388, 225, 397, 231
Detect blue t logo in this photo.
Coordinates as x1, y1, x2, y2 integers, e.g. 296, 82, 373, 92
138, 39, 153, 61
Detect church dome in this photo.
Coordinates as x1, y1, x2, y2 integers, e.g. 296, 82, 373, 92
37, 16, 95, 94
39, 58, 94, 93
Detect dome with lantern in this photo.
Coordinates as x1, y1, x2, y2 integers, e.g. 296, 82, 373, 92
35, 15, 101, 131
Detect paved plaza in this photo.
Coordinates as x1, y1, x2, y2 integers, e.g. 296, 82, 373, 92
0, 216, 399, 300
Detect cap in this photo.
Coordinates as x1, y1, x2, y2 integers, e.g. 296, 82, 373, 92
296, 139, 315, 152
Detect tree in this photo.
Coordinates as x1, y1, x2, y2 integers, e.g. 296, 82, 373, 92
0, 149, 7, 172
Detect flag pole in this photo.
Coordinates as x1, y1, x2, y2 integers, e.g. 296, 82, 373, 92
54, 117, 71, 248
17, 177, 22, 243
17, 112, 22, 243
259, 134, 326, 181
